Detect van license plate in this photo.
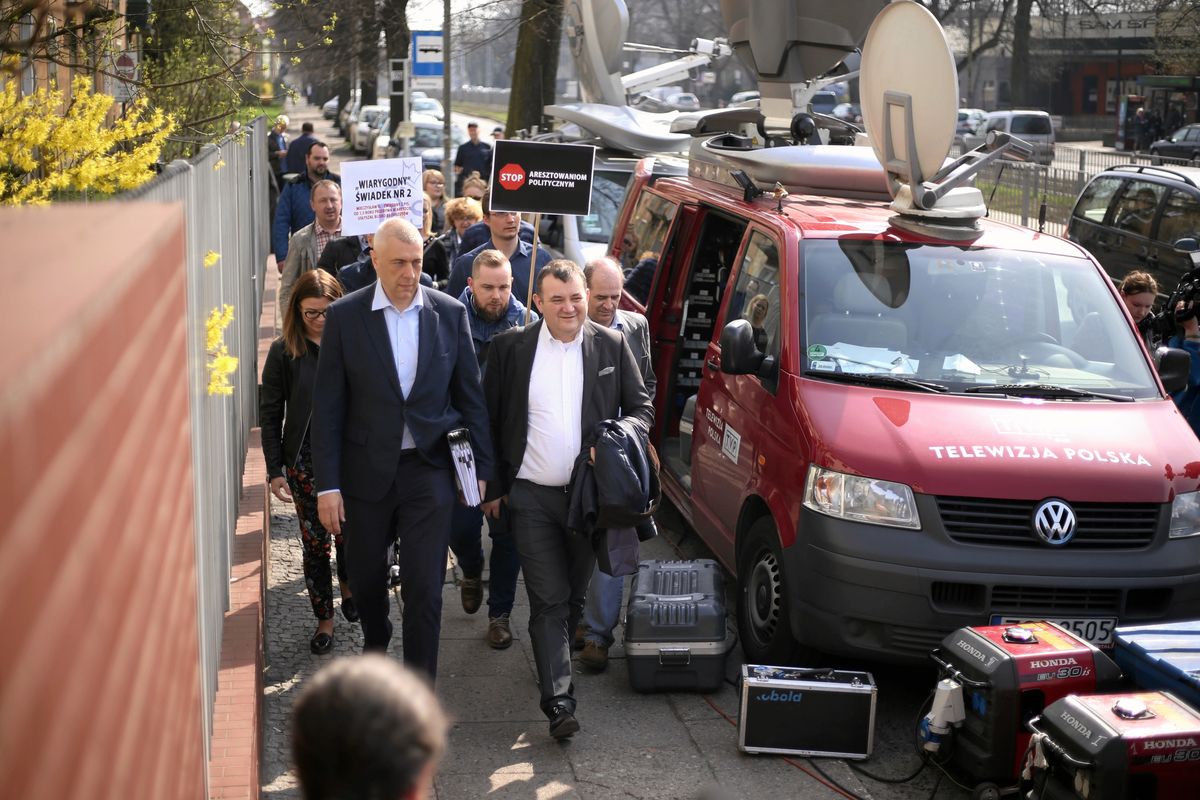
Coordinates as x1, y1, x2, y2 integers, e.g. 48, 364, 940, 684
990, 616, 1117, 647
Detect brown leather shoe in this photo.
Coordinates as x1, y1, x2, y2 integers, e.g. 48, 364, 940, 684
573, 623, 587, 651
579, 641, 609, 672
487, 613, 513, 649
460, 576, 483, 614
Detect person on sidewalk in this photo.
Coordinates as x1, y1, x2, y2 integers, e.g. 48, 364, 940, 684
293, 655, 448, 800
267, 114, 289, 182
313, 218, 493, 682
286, 122, 317, 175
454, 122, 493, 195
273, 141, 341, 263
577, 257, 657, 672
261, 270, 356, 655
447, 190, 552, 305
280, 180, 342, 311
424, 169, 447, 235
483, 260, 653, 738
449, 249, 537, 650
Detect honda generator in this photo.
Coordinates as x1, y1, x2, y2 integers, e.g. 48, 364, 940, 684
923, 622, 1123, 790
1025, 692, 1200, 799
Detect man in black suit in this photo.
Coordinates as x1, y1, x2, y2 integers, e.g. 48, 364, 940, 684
313, 218, 493, 682
482, 260, 653, 738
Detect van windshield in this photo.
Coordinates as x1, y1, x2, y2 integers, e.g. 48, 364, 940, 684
801, 241, 1159, 399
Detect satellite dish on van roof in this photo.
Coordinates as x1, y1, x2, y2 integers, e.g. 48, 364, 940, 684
859, 1, 957, 192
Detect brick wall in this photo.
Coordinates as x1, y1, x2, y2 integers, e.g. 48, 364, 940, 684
0, 204, 205, 798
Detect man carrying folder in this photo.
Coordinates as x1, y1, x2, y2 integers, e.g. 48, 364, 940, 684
313, 218, 493, 682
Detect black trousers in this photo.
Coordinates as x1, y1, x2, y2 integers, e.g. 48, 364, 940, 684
343, 453, 453, 682
508, 479, 596, 717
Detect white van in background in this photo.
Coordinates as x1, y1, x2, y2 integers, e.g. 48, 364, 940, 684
963, 109, 1056, 165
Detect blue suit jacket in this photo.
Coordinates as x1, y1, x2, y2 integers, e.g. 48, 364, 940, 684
311, 285, 494, 502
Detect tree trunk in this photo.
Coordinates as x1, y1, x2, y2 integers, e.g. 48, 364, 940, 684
508, 0, 565, 135
380, 0, 411, 129
1010, 0, 1034, 107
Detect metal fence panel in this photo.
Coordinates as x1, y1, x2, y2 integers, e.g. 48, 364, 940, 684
116, 119, 268, 768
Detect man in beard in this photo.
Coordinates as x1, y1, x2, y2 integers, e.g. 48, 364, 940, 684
449, 249, 537, 649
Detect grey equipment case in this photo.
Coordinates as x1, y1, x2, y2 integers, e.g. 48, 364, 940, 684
624, 559, 732, 692
738, 664, 877, 759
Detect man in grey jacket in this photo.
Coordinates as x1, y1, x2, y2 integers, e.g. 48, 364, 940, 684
280, 180, 342, 311
578, 257, 657, 672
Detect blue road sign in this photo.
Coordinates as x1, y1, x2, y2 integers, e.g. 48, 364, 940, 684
411, 30, 444, 80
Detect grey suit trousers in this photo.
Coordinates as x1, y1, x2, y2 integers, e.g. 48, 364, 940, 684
508, 479, 595, 717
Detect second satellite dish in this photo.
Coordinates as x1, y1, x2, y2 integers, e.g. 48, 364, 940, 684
859, 1, 958, 189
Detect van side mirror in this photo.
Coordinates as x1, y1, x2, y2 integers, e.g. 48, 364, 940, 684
719, 319, 777, 379
1155, 346, 1191, 395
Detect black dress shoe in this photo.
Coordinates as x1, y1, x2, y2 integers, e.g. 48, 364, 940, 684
548, 705, 579, 740
341, 597, 359, 623
310, 631, 334, 655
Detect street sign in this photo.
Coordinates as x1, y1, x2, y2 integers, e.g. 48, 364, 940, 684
107, 50, 138, 103
488, 140, 597, 216
411, 30, 443, 90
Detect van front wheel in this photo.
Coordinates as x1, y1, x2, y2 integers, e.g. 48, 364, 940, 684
737, 518, 801, 664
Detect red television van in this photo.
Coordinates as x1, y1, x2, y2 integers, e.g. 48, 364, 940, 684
607, 135, 1200, 664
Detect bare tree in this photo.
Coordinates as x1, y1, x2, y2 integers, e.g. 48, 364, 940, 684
507, 0, 564, 133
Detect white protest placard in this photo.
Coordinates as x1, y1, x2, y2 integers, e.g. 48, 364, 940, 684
340, 157, 424, 236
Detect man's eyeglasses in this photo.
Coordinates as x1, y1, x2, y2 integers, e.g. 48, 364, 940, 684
302, 308, 329, 320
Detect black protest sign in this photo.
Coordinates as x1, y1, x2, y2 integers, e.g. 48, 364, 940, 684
488, 140, 596, 216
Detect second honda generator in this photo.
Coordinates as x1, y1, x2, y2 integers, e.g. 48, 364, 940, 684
1025, 691, 1200, 799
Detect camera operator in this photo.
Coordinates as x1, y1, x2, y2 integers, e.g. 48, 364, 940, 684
1118, 271, 1161, 352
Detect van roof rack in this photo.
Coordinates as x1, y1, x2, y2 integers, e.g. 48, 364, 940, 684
1108, 164, 1199, 189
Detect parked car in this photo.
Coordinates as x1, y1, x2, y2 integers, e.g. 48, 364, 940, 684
962, 109, 1055, 165
368, 114, 390, 160
389, 118, 467, 171
1067, 163, 1200, 293
321, 96, 339, 120
832, 102, 862, 123
729, 90, 760, 105
337, 95, 361, 136
1149, 124, 1200, 165
604, 124, 1200, 667
412, 98, 444, 120
956, 107, 986, 136
809, 90, 838, 115
350, 104, 388, 153
666, 92, 702, 112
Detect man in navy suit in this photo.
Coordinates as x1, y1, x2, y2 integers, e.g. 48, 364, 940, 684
312, 218, 493, 681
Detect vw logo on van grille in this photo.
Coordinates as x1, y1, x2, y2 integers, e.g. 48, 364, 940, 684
1032, 499, 1077, 545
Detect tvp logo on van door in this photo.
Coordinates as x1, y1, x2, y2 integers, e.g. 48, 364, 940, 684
488, 140, 596, 216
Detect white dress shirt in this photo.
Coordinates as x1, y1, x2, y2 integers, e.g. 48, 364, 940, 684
372, 282, 424, 450
517, 322, 584, 486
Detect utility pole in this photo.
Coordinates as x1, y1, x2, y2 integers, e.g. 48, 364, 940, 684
442, 0, 452, 194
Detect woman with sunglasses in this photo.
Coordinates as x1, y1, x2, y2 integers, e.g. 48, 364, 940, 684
261, 270, 355, 654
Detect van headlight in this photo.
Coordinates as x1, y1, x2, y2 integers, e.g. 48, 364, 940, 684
1169, 491, 1200, 539
803, 464, 921, 529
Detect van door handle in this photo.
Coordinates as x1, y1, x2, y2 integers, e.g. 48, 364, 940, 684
705, 357, 720, 371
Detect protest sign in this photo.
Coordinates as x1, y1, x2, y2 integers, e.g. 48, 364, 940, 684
488, 140, 596, 216
340, 157, 424, 236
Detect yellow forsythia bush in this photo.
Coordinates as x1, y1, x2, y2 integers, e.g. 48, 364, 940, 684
205, 304, 239, 396
0, 75, 174, 205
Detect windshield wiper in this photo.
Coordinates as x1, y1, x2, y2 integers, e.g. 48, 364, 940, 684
962, 383, 1134, 402
804, 370, 948, 393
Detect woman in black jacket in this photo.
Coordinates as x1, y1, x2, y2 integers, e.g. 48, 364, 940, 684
261, 269, 353, 654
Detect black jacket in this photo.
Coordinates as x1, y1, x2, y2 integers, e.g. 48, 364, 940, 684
568, 418, 660, 575
260, 337, 320, 480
